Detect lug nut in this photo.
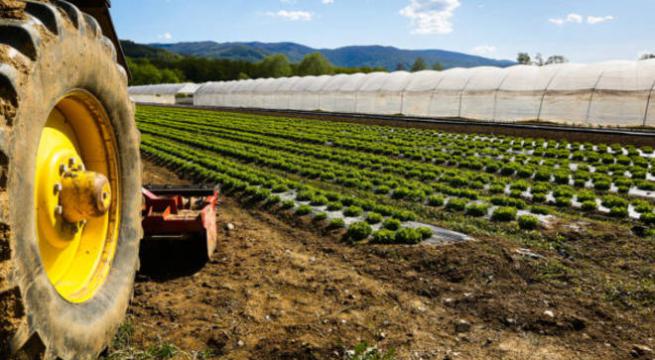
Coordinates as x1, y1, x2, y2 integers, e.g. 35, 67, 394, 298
59, 164, 68, 175
53, 183, 62, 195
78, 163, 85, 172
55, 205, 63, 216
68, 157, 76, 167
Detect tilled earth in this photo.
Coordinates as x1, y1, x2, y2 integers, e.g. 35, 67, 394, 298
119, 160, 655, 359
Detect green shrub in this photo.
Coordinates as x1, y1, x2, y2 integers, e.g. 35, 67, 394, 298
465, 203, 489, 217
366, 212, 383, 224
640, 212, 655, 225
310, 195, 328, 206
328, 218, 346, 229
391, 187, 411, 199
427, 194, 445, 207
491, 206, 518, 222
530, 206, 550, 215
314, 212, 328, 221
295, 205, 313, 216
374, 185, 390, 195
594, 180, 611, 191
553, 170, 570, 184
392, 210, 417, 221
636, 180, 655, 191
281, 200, 295, 210
554, 197, 571, 208
608, 206, 629, 218
632, 199, 653, 214
394, 228, 423, 244
488, 182, 505, 194
344, 206, 363, 217
327, 201, 343, 211
345, 222, 372, 242
511, 180, 530, 192
532, 193, 547, 203
341, 197, 355, 206
370, 229, 396, 244
576, 190, 596, 203
534, 169, 552, 181
383, 218, 402, 231
266, 195, 281, 206
272, 183, 289, 193
417, 227, 433, 239
372, 205, 394, 216
602, 195, 629, 209
490, 196, 526, 209
518, 215, 539, 230
296, 191, 313, 202
581, 200, 597, 212
445, 198, 468, 212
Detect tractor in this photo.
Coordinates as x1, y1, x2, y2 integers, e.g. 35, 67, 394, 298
0, 1, 215, 358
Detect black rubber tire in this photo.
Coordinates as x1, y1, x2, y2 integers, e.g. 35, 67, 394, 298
0, 1, 142, 359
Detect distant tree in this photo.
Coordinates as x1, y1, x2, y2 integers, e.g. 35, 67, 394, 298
432, 62, 444, 71
533, 53, 544, 66
297, 52, 334, 76
128, 58, 163, 85
395, 63, 407, 71
545, 55, 568, 65
238, 72, 251, 80
640, 53, 655, 60
256, 54, 292, 78
410, 57, 428, 72
160, 68, 183, 83
517, 52, 531, 65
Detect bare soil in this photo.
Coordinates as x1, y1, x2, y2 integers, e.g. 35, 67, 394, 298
123, 160, 655, 359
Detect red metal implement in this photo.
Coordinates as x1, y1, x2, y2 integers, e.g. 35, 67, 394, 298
141, 185, 219, 259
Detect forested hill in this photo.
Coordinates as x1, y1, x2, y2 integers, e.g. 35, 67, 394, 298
149, 41, 515, 70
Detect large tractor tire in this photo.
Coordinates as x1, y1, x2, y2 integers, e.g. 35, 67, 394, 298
0, 1, 142, 359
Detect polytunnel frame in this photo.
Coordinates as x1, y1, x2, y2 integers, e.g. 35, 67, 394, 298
535, 65, 567, 122
644, 78, 655, 127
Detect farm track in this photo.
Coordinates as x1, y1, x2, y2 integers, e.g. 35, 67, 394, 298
107, 160, 655, 360
146, 103, 655, 147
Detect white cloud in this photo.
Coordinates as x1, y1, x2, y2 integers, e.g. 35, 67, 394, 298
587, 15, 614, 24
322, 0, 334, 4
471, 45, 496, 57
157, 32, 172, 40
549, 13, 582, 26
399, 0, 461, 35
549, 13, 614, 26
267, 10, 314, 21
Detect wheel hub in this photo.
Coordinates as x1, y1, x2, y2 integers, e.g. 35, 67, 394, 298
34, 91, 120, 303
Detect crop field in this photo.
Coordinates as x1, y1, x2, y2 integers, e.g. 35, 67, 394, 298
136, 105, 655, 242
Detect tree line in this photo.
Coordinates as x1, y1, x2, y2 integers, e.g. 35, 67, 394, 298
128, 52, 389, 85
127, 52, 447, 86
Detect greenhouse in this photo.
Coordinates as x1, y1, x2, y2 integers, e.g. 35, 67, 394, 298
129, 83, 200, 104
191, 60, 655, 127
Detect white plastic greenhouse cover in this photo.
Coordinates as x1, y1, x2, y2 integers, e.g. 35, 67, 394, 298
191, 59, 655, 127
129, 83, 200, 104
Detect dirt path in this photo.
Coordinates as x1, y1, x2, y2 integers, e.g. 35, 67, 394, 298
121, 161, 654, 359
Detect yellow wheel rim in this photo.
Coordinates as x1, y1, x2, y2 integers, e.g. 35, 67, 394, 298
34, 90, 121, 303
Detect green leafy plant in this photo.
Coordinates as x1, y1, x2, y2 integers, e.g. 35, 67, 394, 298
366, 212, 383, 224
382, 218, 402, 231
345, 222, 373, 242
394, 227, 423, 244
491, 206, 517, 222
518, 215, 539, 230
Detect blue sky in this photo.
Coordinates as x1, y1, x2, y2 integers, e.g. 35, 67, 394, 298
111, 0, 654, 63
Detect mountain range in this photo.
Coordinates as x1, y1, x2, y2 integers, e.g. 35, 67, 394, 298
146, 41, 515, 70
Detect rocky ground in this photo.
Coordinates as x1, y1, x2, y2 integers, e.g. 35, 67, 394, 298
103, 160, 655, 359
